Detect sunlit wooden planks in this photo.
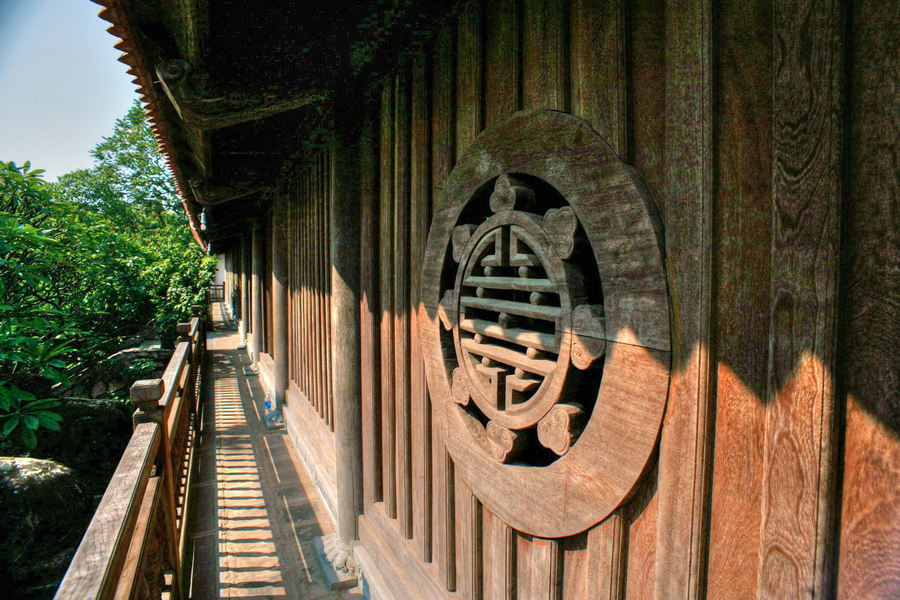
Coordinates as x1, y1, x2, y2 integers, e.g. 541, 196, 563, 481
410, 51, 434, 563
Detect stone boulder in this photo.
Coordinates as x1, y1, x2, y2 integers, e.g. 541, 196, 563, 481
0, 457, 93, 599
30, 399, 133, 493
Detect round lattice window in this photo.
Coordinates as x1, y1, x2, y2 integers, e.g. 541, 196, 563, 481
420, 110, 671, 538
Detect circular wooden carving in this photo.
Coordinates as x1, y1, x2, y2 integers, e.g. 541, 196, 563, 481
420, 110, 671, 538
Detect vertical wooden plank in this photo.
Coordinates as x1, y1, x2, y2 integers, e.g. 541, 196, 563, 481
570, 0, 627, 157
394, 71, 413, 539
319, 157, 327, 420
488, 514, 516, 600
590, 515, 626, 600
757, 0, 843, 596
455, 474, 483, 600
325, 147, 335, 430
837, 2, 900, 597
654, 0, 714, 597
531, 538, 562, 600
484, 0, 520, 127
629, 0, 666, 215
453, 8, 484, 594
410, 51, 433, 562
516, 533, 532, 596
705, 0, 772, 596
522, 0, 567, 110
566, 6, 631, 596
321, 154, 331, 426
360, 110, 383, 508
625, 467, 659, 600
314, 158, 325, 420
380, 82, 397, 520
431, 22, 457, 592
456, 0, 484, 154
304, 179, 312, 406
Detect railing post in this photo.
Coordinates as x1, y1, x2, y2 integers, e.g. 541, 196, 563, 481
131, 378, 165, 428
176, 322, 192, 344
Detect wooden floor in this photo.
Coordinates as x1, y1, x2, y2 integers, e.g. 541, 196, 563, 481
187, 304, 362, 599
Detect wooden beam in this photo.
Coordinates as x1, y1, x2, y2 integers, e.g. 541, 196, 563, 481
156, 60, 329, 130
189, 179, 263, 206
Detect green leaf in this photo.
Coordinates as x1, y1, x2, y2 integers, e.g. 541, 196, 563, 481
22, 415, 39, 430
20, 427, 36, 448
35, 414, 61, 431
3, 416, 20, 436
23, 398, 59, 410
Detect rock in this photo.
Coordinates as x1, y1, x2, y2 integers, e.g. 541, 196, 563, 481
0, 457, 93, 598
107, 380, 127, 394
90, 381, 108, 398
30, 399, 133, 493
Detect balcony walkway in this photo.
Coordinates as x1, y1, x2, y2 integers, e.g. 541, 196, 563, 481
188, 303, 361, 599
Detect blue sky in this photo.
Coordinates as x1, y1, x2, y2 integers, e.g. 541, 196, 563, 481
0, 0, 138, 180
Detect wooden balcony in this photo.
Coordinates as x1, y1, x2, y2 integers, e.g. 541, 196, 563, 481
54, 302, 360, 600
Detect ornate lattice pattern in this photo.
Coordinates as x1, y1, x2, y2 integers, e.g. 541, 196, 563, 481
438, 174, 606, 464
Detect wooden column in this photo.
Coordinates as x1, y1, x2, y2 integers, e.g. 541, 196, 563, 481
331, 118, 363, 544
250, 220, 264, 367
240, 234, 251, 345
272, 197, 289, 410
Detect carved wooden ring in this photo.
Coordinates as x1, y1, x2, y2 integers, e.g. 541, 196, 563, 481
420, 110, 671, 538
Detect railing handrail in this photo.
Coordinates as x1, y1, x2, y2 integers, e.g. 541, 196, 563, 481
55, 306, 207, 600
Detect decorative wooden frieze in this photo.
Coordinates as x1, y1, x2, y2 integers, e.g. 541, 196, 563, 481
536, 403, 585, 456
420, 110, 672, 538
155, 59, 326, 130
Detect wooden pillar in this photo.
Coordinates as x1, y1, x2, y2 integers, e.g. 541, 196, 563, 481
251, 221, 264, 367
240, 234, 251, 344
272, 197, 289, 411
321, 114, 363, 579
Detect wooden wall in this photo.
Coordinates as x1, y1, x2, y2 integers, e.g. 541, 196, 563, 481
219, 0, 898, 595
345, 0, 900, 598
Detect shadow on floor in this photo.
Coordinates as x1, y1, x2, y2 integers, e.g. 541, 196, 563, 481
188, 307, 361, 599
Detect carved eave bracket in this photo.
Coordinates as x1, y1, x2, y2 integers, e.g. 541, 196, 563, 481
155, 60, 329, 130
189, 179, 264, 207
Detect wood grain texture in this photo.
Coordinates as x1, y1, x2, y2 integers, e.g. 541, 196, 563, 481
486, 511, 516, 600
411, 52, 434, 563
705, 0, 772, 596
624, 463, 658, 600
570, 0, 627, 157
455, 474, 484, 600
394, 72, 414, 540
431, 22, 457, 591
757, 0, 843, 596
380, 81, 397, 520
530, 537, 562, 600
456, 0, 484, 156
419, 110, 670, 538
837, 1, 900, 596
589, 514, 626, 600
484, 0, 520, 127
359, 508, 452, 600
360, 110, 383, 508
653, 0, 714, 597
55, 424, 161, 598
629, 0, 666, 216
114, 476, 162, 600
523, 0, 567, 110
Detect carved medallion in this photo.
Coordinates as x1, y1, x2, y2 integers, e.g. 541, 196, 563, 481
420, 110, 672, 538
439, 175, 600, 462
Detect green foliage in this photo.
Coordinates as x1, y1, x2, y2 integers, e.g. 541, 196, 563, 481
1, 100, 214, 450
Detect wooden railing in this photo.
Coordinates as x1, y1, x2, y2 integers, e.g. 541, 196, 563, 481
209, 283, 225, 302
55, 306, 206, 600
